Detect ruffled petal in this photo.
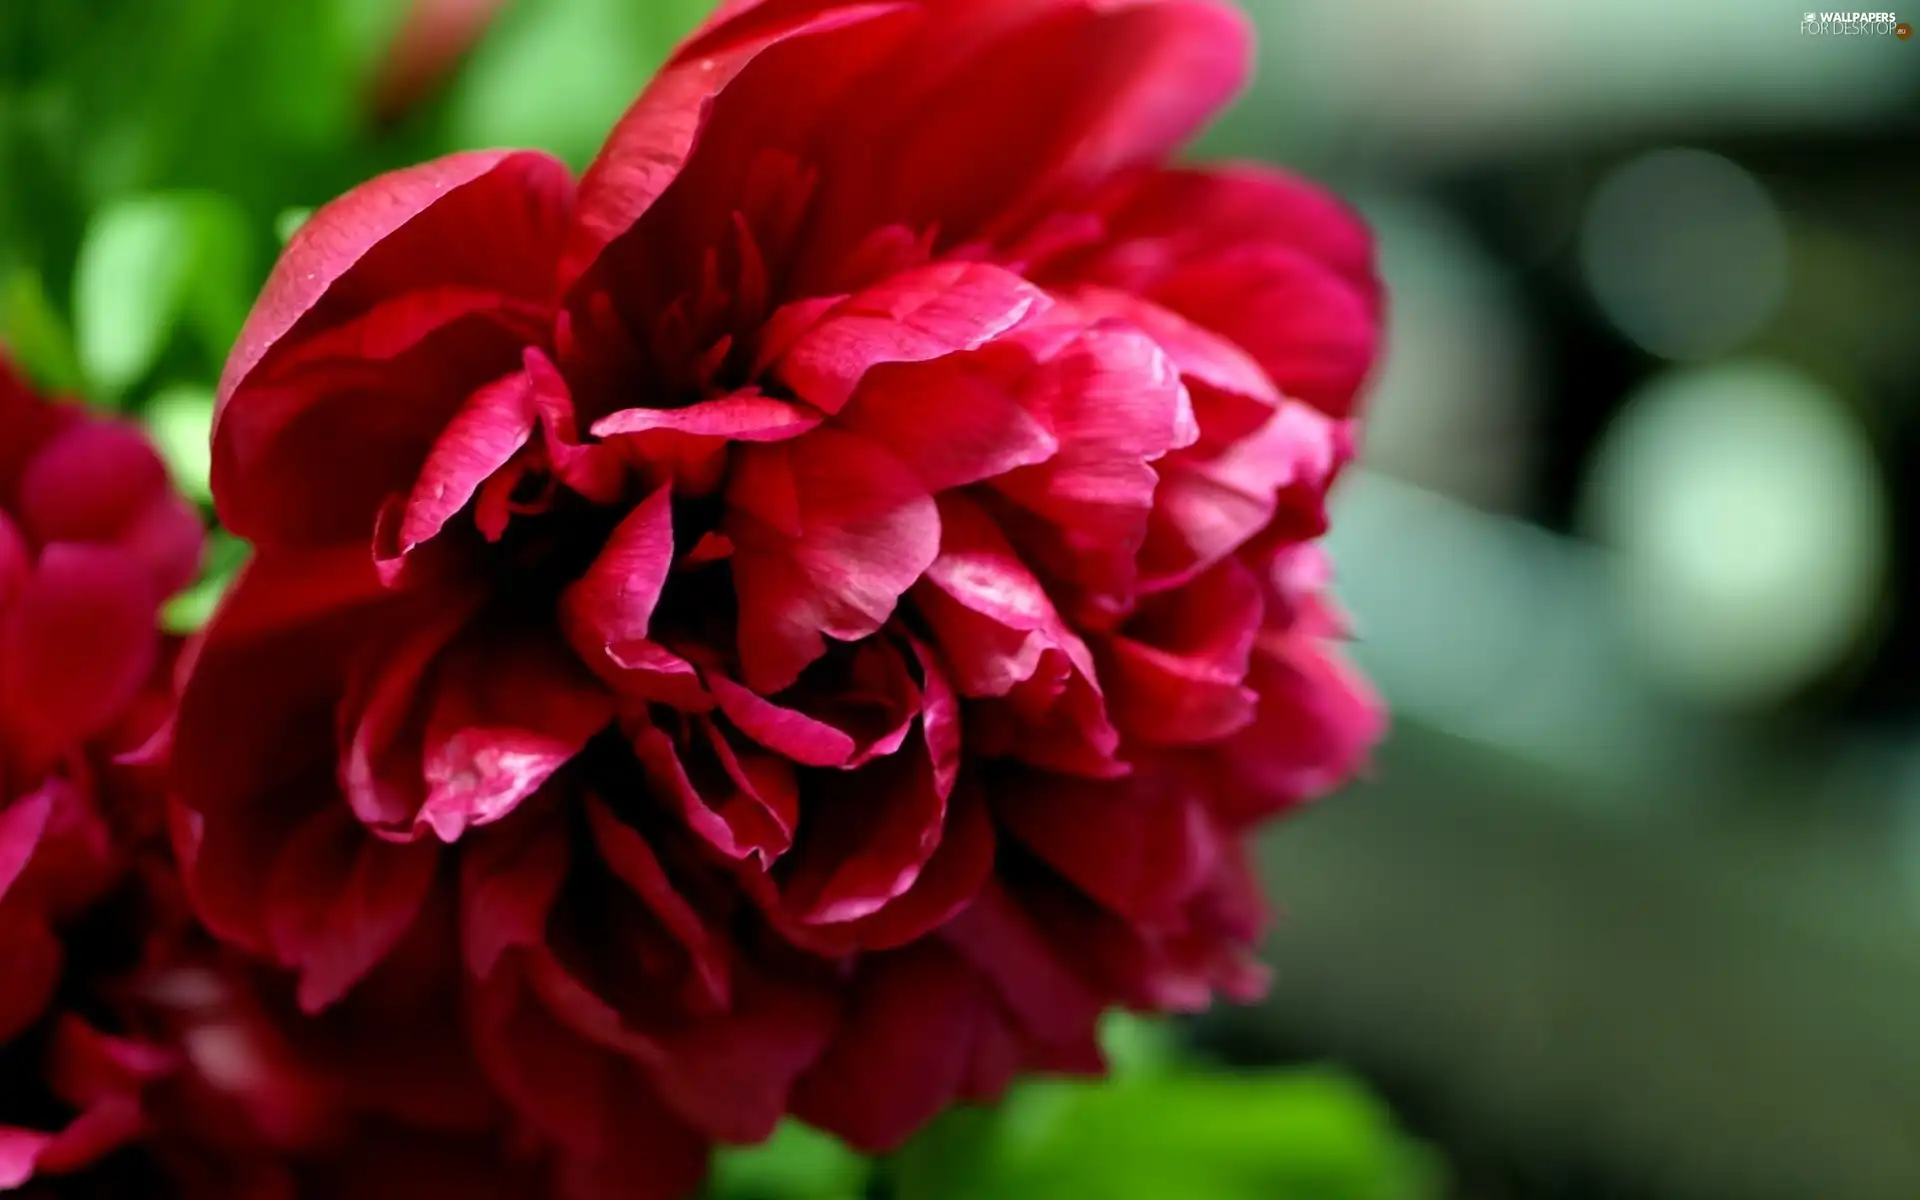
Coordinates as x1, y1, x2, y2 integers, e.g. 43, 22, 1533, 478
1034, 164, 1381, 418
387, 364, 542, 562
0, 544, 158, 764
913, 494, 1120, 776
837, 339, 1059, 493
790, 942, 988, 1152
1098, 558, 1264, 746
1140, 403, 1349, 590
264, 804, 441, 1012
15, 419, 172, 548
1213, 632, 1383, 825
460, 803, 571, 980
772, 263, 1047, 414
214, 151, 573, 546
560, 1, 915, 291
591, 393, 822, 443
0, 905, 60, 1044
986, 311, 1194, 613
776, 736, 946, 925
0, 787, 52, 900
416, 632, 615, 842
560, 486, 675, 665
728, 429, 939, 693
996, 765, 1222, 923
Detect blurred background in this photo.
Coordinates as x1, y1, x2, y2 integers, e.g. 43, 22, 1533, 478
2, 2, 1917, 1197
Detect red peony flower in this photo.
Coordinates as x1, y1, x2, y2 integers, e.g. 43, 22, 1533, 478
0, 356, 525, 1200
173, 0, 1385, 1193
0, 350, 205, 1190
120, 906, 576, 1200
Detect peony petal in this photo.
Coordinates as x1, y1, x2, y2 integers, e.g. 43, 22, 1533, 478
594, 641, 713, 710
220, 150, 572, 409
998, 765, 1221, 922
705, 673, 854, 768
112, 489, 207, 598
591, 393, 822, 443
1036, 165, 1382, 418
1042, 163, 1379, 310
553, 1105, 712, 1200
15, 419, 172, 549
790, 943, 987, 1153
0, 357, 75, 500
1064, 283, 1277, 449
0, 905, 60, 1045
460, 802, 571, 980
560, 1, 914, 292
1214, 632, 1383, 825
804, 636, 922, 768
28, 1095, 147, 1176
912, 494, 1068, 697
790, 0, 1251, 284
0, 788, 52, 900
912, 493, 1121, 776
217, 320, 540, 548
0, 544, 158, 763
778, 738, 946, 925
1020, 844, 1271, 1012
560, 486, 675, 662
214, 151, 573, 545
728, 428, 940, 693
987, 312, 1193, 610
470, 963, 706, 1190
839, 780, 993, 951
390, 365, 541, 560
416, 633, 614, 842
910, 637, 962, 799
939, 879, 1105, 1046
0, 513, 27, 608
42, 1017, 175, 1106
339, 602, 475, 834
251, 285, 543, 380
0, 1128, 52, 1191
837, 345, 1059, 493
1154, 244, 1379, 419
649, 976, 836, 1143
12, 777, 114, 921
773, 263, 1047, 414
1098, 558, 1264, 746
585, 796, 731, 1006
1141, 402, 1347, 591
629, 716, 798, 864
264, 804, 440, 1013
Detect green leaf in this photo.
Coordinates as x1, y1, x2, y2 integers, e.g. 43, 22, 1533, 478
443, 0, 714, 168
1099, 1011, 1178, 1079
1008, 1072, 1442, 1200
0, 267, 84, 394
710, 1120, 869, 1200
143, 381, 216, 503
275, 206, 315, 245
72, 192, 254, 402
162, 529, 248, 635
888, 1068, 1442, 1200
889, 1105, 1007, 1200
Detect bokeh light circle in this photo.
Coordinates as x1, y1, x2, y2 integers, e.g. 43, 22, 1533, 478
1579, 149, 1788, 361
1583, 360, 1886, 707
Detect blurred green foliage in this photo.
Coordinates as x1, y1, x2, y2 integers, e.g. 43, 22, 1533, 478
710, 1016, 1439, 1200
0, 2, 1440, 1195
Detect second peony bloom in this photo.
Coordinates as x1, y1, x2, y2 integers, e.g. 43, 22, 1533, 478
172, 0, 1386, 1194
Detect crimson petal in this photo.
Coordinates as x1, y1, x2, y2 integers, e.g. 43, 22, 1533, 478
728, 428, 939, 694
